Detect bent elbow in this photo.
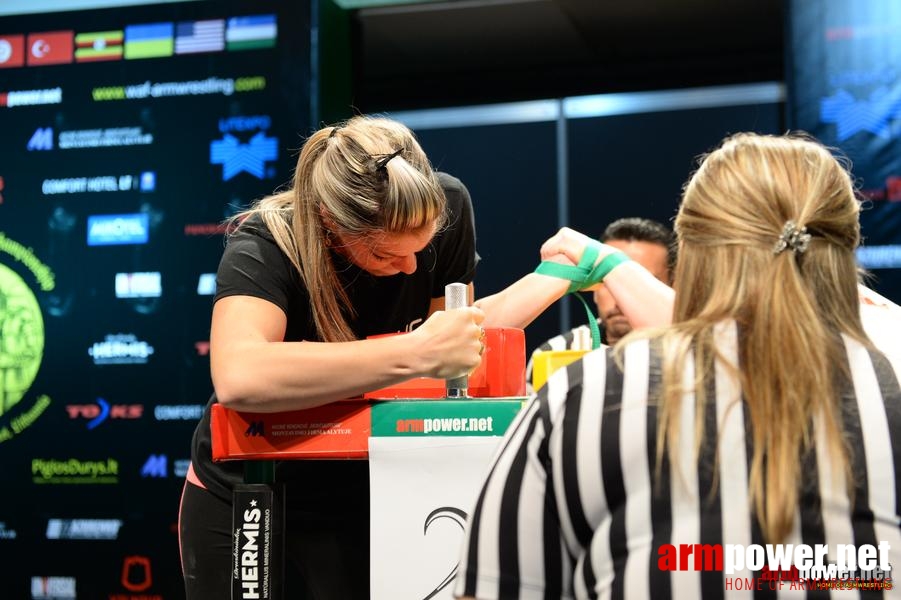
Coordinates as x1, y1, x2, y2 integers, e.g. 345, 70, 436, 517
212, 368, 254, 409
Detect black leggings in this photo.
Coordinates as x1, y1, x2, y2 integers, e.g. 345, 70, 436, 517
179, 480, 370, 599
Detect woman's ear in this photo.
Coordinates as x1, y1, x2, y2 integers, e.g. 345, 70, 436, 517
319, 206, 337, 247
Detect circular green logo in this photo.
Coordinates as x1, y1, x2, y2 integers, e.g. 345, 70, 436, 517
0, 263, 45, 417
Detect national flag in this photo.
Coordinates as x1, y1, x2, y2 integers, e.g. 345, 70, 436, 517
0, 34, 25, 68
26, 31, 73, 66
124, 22, 173, 59
74, 30, 123, 62
175, 19, 224, 54
225, 14, 276, 51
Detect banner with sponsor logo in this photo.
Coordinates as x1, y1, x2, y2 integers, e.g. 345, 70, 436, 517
368, 400, 523, 600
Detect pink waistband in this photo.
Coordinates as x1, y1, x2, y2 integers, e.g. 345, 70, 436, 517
185, 462, 206, 489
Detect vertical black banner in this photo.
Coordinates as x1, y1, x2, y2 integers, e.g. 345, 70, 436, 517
232, 483, 284, 600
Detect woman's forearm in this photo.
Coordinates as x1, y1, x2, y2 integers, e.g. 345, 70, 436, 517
603, 261, 674, 328
212, 335, 426, 412
474, 273, 570, 329
212, 305, 485, 412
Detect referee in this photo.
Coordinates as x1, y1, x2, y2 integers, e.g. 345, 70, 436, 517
456, 133, 901, 599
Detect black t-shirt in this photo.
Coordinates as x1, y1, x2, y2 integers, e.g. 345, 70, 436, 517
191, 172, 478, 502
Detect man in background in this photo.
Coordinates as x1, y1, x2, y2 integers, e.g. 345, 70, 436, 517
527, 217, 675, 388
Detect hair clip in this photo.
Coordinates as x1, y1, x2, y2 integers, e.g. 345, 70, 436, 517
773, 220, 812, 255
374, 148, 404, 170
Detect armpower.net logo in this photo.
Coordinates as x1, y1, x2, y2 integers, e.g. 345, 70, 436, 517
0, 232, 54, 443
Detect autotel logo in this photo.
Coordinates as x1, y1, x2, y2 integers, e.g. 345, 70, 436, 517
245, 420, 264, 437
0, 232, 54, 444
141, 454, 167, 477
87, 213, 149, 246
27, 126, 53, 151
210, 114, 277, 181
121, 555, 152, 592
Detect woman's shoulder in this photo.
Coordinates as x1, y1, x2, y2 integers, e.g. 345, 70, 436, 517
436, 172, 471, 209
857, 302, 901, 378
230, 212, 275, 240
219, 212, 294, 273
436, 171, 465, 193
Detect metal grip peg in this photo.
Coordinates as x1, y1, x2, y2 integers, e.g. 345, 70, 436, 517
444, 282, 469, 399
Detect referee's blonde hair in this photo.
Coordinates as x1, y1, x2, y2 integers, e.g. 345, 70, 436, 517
233, 116, 446, 342
662, 132, 865, 543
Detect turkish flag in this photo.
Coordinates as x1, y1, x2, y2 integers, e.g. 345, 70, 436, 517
26, 31, 73, 66
0, 35, 24, 68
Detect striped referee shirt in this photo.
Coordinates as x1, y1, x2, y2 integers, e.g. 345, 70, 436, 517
456, 320, 901, 599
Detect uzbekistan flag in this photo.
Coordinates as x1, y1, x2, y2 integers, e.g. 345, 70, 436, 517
226, 14, 276, 51
75, 30, 123, 62
175, 19, 225, 54
124, 22, 174, 59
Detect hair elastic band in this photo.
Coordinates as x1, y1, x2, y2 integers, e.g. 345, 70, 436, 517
374, 148, 404, 170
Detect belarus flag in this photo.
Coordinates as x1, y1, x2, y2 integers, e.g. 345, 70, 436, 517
75, 30, 124, 62
26, 31, 73, 66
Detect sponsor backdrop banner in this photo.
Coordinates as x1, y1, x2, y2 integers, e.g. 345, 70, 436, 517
0, 1, 313, 597
788, 0, 901, 298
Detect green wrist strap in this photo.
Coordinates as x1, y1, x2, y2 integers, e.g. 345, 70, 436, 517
535, 245, 631, 292
534, 242, 600, 294
585, 250, 632, 286
534, 244, 632, 351
572, 293, 602, 350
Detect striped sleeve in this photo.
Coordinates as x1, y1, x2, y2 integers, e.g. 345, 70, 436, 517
456, 351, 590, 599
